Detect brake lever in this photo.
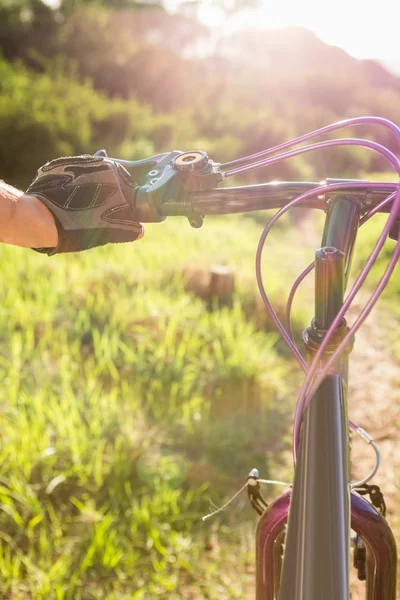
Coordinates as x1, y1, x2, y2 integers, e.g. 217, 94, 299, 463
97, 149, 223, 226
131, 151, 184, 223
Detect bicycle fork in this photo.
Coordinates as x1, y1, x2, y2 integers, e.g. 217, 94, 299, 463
255, 490, 397, 599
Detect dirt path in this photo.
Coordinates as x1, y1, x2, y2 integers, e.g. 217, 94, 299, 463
349, 299, 400, 496
348, 296, 400, 598
349, 297, 400, 502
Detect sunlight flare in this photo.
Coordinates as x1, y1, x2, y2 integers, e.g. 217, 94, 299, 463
196, 0, 400, 60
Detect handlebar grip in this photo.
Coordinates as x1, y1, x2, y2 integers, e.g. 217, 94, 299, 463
133, 186, 167, 223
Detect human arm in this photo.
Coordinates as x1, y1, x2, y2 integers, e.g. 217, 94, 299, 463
0, 180, 58, 248
1, 154, 143, 255
25, 155, 144, 254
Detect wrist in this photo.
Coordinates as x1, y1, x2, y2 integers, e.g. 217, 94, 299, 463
0, 182, 58, 248
26, 195, 59, 249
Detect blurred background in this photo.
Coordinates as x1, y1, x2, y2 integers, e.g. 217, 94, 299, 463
0, 0, 400, 598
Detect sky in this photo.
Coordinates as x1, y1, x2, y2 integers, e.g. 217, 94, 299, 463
192, 0, 400, 61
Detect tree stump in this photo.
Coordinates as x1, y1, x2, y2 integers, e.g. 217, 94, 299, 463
208, 265, 235, 308
183, 265, 235, 308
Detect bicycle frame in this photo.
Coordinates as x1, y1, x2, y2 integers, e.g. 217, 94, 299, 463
255, 194, 398, 599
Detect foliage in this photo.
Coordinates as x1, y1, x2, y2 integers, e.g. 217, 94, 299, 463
2, 5, 400, 186
0, 56, 158, 187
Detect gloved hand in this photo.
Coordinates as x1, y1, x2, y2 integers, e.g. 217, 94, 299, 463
25, 154, 144, 255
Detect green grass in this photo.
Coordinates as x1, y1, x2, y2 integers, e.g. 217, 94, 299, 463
0, 214, 314, 599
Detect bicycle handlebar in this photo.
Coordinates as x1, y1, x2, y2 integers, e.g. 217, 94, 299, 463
111, 149, 398, 226
188, 180, 397, 217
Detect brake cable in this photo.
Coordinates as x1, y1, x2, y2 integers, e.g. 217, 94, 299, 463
221, 115, 400, 170
240, 137, 400, 459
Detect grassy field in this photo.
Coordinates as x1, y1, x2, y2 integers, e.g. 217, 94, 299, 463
0, 207, 397, 599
